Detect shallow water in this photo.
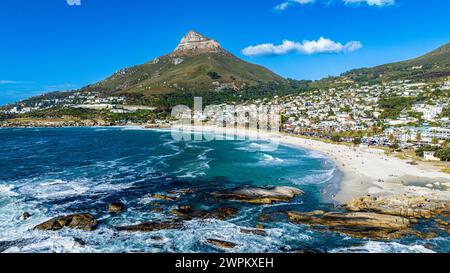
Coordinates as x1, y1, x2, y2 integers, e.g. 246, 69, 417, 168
0, 127, 448, 253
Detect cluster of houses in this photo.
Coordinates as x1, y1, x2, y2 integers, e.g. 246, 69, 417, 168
258, 80, 449, 150
1, 79, 449, 160
0, 91, 155, 115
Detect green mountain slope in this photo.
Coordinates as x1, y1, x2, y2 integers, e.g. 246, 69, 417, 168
340, 42, 450, 83
83, 31, 287, 96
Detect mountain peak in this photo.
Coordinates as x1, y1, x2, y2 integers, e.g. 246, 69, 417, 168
173, 30, 224, 56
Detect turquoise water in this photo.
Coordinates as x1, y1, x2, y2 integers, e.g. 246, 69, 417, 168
0, 127, 448, 253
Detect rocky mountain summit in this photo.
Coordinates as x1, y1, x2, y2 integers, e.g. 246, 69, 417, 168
77, 31, 286, 97
172, 31, 225, 56
81, 30, 286, 95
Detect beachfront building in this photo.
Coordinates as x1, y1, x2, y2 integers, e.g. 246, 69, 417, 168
423, 151, 440, 161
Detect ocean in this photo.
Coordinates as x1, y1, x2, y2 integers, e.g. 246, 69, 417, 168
0, 127, 448, 253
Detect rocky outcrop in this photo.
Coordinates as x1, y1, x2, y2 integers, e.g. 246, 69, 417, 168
213, 186, 304, 205
288, 211, 411, 230
172, 206, 238, 221
287, 211, 416, 239
173, 31, 225, 56
206, 239, 237, 249
34, 214, 98, 231
21, 212, 31, 221
109, 202, 125, 213
345, 195, 450, 219
167, 188, 195, 195
150, 193, 177, 201
240, 228, 268, 236
116, 221, 183, 232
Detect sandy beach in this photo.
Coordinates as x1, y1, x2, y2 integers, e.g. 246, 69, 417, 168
170, 125, 450, 204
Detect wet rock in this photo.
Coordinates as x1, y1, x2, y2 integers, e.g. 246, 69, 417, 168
172, 206, 238, 221
297, 248, 324, 253
287, 211, 414, 240
21, 212, 31, 221
149, 202, 164, 212
256, 224, 265, 229
213, 186, 304, 205
345, 195, 450, 219
0, 239, 32, 253
116, 221, 183, 232
34, 214, 98, 231
257, 212, 286, 223
206, 239, 237, 249
150, 194, 177, 201
168, 189, 195, 195
73, 237, 86, 246
290, 211, 411, 230
109, 202, 125, 213
437, 208, 450, 218
240, 228, 268, 236
171, 206, 193, 219
436, 219, 449, 227
191, 207, 238, 220
150, 236, 164, 241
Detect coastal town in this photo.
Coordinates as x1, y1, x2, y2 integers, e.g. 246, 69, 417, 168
1, 79, 449, 162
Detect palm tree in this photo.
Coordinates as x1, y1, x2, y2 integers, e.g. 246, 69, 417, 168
416, 132, 422, 143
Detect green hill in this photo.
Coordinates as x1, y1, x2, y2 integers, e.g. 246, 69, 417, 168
83, 31, 287, 97
340, 42, 450, 84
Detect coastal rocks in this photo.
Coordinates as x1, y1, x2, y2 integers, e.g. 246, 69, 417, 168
108, 202, 125, 213
34, 214, 98, 231
167, 188, 195, 195
116, 221, 183, 232
240, 228, 268, 236
21, 212, 31, 221
345, 195, 450, 219
150, 193, 177, 201
213, 186, 304, 205
206, 239, 237, 249
287, 211, 414, 239
172, 206, 238, 221
288, 211, 411, 230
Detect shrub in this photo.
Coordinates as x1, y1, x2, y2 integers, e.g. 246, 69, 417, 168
207, 71, 221, 80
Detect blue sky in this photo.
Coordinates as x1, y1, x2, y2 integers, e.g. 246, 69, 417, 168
0, 0, 449, 105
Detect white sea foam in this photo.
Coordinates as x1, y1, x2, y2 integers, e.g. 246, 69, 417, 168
261, 154, 284, 164
331, 241, 436, 253
289, 167, 337, 185
0, 184, 18, 197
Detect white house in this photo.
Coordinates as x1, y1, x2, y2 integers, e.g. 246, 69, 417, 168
423, 151, 440, 161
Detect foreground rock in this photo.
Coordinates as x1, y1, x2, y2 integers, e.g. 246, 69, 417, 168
213, 186, 304, 205
206, 239, 237, 249
240, 228, 268, 236
109, 202, 125, 213
172, 206, 238, 221
346, 195, 450, 219
287, 211, 417, 239
150, 193, 177, 201
34, 214, 98, 231
116, 221, 182, 232
21, 212, 31, 221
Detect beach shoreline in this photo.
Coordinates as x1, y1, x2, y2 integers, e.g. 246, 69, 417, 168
2, 124, 449, 203
167, 125, 450, 204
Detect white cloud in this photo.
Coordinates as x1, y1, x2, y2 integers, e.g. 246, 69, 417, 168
0, 80, 28, 84
274, 0, 315, 11
343, 0, 395, 6
242, 37, 362, 57
274, 2, 291, 11
275, 0, 394, 10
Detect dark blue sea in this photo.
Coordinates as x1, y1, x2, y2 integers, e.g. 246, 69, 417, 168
0, 127, 448, 253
